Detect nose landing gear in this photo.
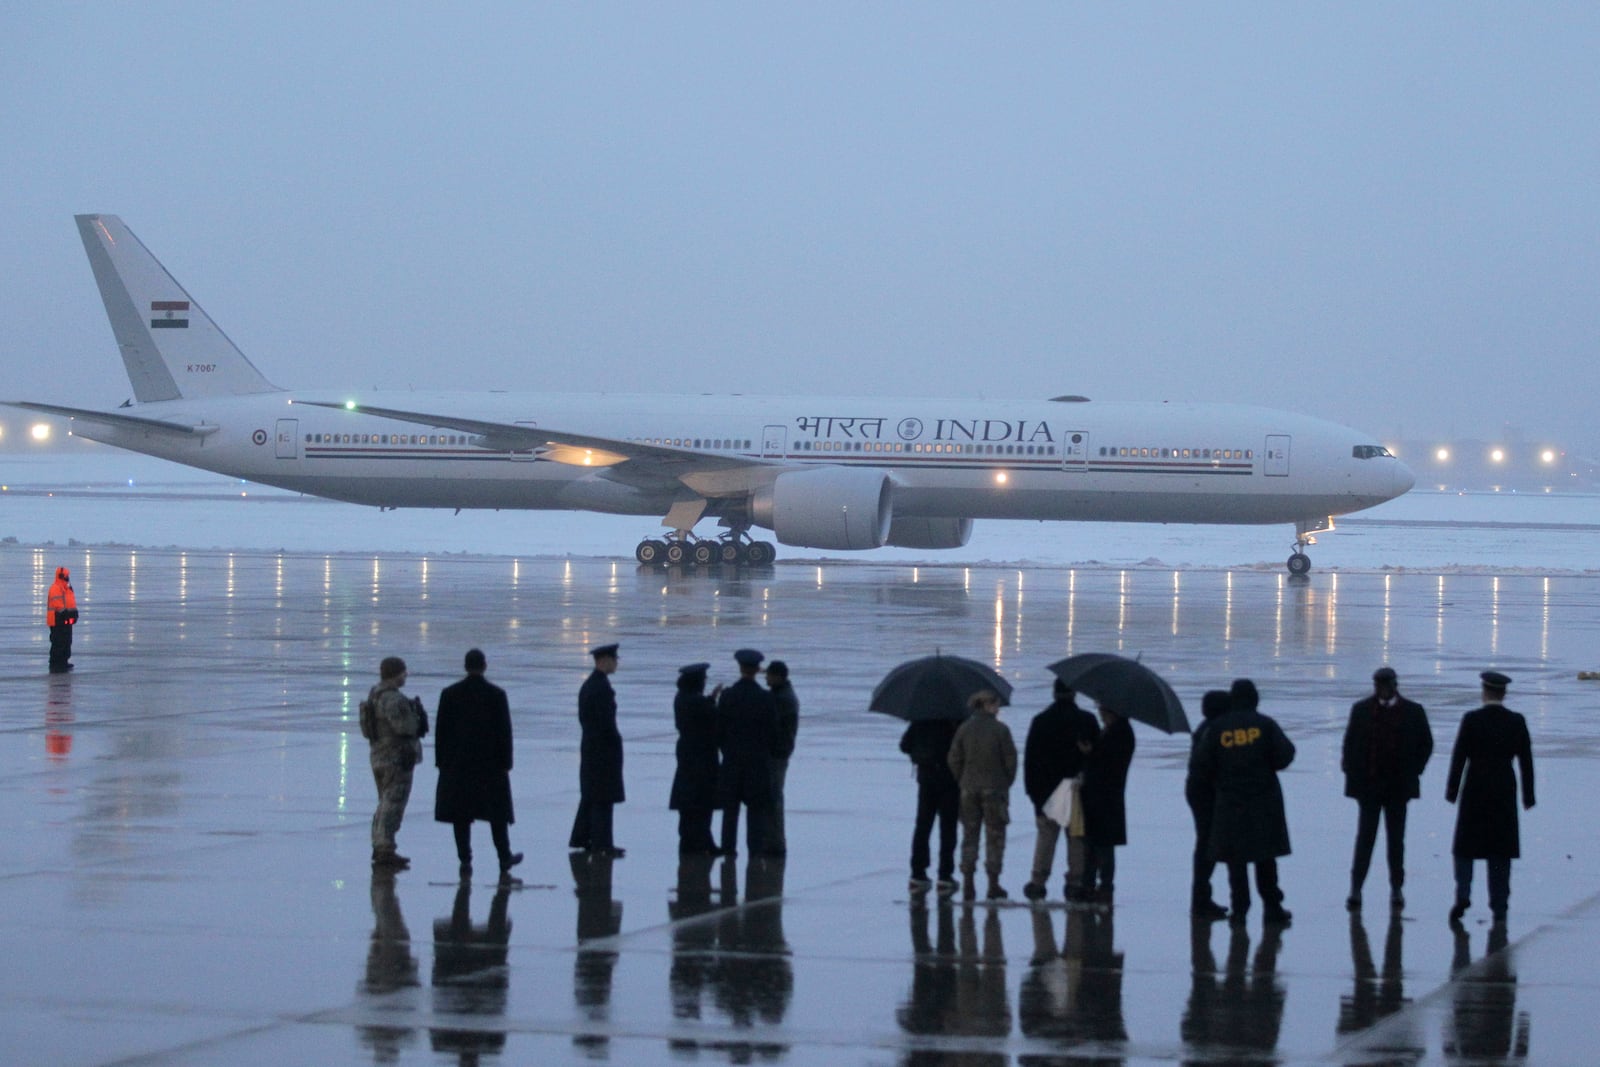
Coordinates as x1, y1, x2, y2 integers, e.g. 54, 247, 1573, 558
1287, 517, 1332, 575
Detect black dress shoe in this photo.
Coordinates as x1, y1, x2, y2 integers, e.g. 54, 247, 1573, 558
499, 852, 524, 873
1191, 900, 1228, 920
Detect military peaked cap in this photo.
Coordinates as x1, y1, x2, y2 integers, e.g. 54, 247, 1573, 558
1480, 670, 1511, 690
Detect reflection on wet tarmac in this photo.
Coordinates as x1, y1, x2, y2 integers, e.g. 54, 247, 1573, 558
1018, 908, 1127, 1065
668, 855, 793, 1061
1337, 912, 1422, 1062
572, 851, 622, 1055
899, 901, 1010, 1065
1444, 924, 1530, 1063
45, 672, 73, 761
431, 878, 514, 1064
1182, 918, 1286, 1063
358, 870, 420, 1062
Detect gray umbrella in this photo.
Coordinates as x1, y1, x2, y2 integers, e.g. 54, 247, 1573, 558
1047, 652, 1190, 734
870, 654, 1013, 722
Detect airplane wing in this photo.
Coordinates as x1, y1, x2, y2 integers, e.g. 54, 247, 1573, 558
291, 399, 783, 495
3, 400, 219, 437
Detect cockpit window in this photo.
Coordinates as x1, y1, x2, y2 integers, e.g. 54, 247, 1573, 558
1352, 445, 1394, 459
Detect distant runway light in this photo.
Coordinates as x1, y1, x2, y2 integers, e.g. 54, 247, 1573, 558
1541, 449, 1557, 464
1435, 447, 1450, 462
1490, 448, 1505, 463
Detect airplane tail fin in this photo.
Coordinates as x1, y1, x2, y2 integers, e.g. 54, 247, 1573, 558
75, 214, 280, 402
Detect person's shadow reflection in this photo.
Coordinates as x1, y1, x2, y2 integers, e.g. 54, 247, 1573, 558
1018, 909, 1127, 1065
358, 869, 420, 1063
669, 851, 720, 1026
897, 898, 1007, 1066
1444, 922, 1530, 1062
706, 855, 792, 1059
898, 896, 959, 1056
1181, 919, 1285, 1063
429, 880, 513, 1066
45, 672, 74, 762
571, 851, 623, 1056
1337, 912, 1422, 1059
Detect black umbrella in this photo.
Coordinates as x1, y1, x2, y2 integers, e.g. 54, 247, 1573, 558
1047, 652, 1190, 734
870, 654, 1013, 722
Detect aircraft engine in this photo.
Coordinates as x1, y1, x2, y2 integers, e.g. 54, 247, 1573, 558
750, 467, 892, 550
884, 515, 974, 549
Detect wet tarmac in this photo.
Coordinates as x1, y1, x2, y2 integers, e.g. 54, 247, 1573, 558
3, 547, 1598, 1065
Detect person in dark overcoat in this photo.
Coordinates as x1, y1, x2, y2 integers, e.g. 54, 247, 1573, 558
1021, 680, 1100, 902
570, 643, 626, 856
1446, 670, 1535, 925
900, 671, 963, 893
1186, 690, 1232, 919
1341, 665, 1433, 912
1192, 678, 1295, 926
669, 662, 722, 854
1079, 704, 1135, 904
434, 648, 521, 877
716, 648, 778, 856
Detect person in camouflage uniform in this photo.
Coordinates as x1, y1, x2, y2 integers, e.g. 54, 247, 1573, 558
367, 656, 427, 869
948, 689, 1018, 902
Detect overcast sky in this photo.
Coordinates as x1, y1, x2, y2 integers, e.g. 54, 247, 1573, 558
5, 3, 1598, 456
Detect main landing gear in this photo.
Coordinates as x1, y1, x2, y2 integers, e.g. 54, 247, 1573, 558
635, 529, 777, 568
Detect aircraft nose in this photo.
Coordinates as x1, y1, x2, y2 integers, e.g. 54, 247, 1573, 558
1393, 458, 1416, 497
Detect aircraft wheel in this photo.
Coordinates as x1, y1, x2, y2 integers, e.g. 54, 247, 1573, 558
1287, 552, 1311, 576
718, 541, 745, 566
664, 541, 688, 566
691, 541, 718, 566
745, 541, 776, 566
636, 539, 666, 565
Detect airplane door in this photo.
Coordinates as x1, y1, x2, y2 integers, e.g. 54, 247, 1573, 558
762, 425, 787, 459
1061, 431, 1088, 471
275, 418, 299, 460
1264, 434, 1290, 477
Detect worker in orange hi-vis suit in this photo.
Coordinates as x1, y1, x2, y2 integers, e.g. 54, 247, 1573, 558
46, 566, 78, 672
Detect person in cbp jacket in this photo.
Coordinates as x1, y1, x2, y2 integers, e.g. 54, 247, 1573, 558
1192, 678, 1296, 927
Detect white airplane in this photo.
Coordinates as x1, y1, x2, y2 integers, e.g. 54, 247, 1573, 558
11, 214, 1414, 572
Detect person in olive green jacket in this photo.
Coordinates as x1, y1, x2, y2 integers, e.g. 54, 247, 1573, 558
948, 689, 1018, 901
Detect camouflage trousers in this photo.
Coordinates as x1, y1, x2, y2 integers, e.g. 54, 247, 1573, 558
958, 788, 1011, 877
370, 756, 415, 855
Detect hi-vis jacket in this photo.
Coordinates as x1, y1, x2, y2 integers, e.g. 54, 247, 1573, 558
46, 568, 77, 627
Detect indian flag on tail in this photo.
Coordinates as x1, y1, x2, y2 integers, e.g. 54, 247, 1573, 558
150, 300, 189, 329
